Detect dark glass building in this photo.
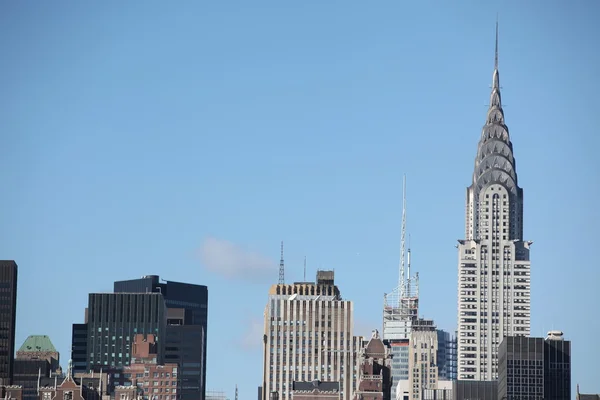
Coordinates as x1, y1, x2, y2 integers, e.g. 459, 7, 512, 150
13, 359, 51, 400
86, 293, 166, 369
0, 260, 18, 385
498, 333, 570, 400
114, 275, 208, 400
72, 323, 89, 375
452, 380, 498, 400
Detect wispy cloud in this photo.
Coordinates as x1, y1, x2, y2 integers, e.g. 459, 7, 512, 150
199, 237, 276, 282
238, 316, 265, 351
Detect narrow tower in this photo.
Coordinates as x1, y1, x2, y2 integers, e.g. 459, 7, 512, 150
456, 22, 532, 381
383, 176, 419, 400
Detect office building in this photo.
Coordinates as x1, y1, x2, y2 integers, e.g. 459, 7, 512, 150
72, 323, 89, 375
456, 23, 532, 381
85, 293, 166, 369
13, 359, 51, 400
452, 381, 497, 400
436, 331, 456, 382
114, 275, 208, 400
0, 261, 18, 385
498, 332, 570, 400
262, 271, 362, 400
402, 320, 453, 400
353, 330, 392, 400
16, 335, 60, 372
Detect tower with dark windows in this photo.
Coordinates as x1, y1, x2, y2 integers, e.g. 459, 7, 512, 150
456, 23, 532, 381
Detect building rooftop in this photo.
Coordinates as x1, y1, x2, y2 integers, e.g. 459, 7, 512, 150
293, 381, 340, 392
17, 335, 57, 353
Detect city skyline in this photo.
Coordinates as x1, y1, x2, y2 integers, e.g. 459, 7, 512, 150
2, 2, 599, 400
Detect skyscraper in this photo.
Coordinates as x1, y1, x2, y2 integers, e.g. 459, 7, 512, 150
114, 275, 208, 400
85, 292, 166, 368
435, 330, 457, 382
498, 332, 571, 400
383, 177, 419, 400
262, 270, 362, 400
457, 24, 532, 381
0, 260, 18, 385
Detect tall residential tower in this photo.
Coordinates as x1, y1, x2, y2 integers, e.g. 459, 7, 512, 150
457, 24, 532, 381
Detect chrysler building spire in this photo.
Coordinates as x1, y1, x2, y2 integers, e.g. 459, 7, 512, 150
467, 20, 523, 242
457, 22, 532, 382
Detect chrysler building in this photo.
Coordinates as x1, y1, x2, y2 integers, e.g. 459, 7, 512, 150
457, 23, 532, 381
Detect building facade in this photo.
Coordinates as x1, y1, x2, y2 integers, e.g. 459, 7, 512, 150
498, 332, 570, 400
16, 335, 60, 372
0, 385, 23, 400
353, 330, 392, 400
456, 24, 532, 381
451, 381, 497, 400
114, 275, 208, 400
85, 293, 166, 370
13, 359, 51, 400
292, 381, 341, 400
405, 320, 454, 400
262, 271, 362, 400
435, 331, 456, 382
0, 261, 18, 385
383, 248, 419, 400
38, 362, 110, 400
109, 334, 180, 400
72, 323, 89, 375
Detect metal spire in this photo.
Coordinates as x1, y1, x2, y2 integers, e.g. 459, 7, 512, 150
399, 174, 407, 300
495, 16, 499, 71
303, 256, 306, 282
278, 241, 285, 284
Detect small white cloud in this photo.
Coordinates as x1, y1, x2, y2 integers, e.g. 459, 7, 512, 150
199, 237, 276, 282
238, 316, 265, 351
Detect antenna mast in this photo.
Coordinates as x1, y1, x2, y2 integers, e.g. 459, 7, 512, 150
399, 174, 407, 301
407, 234, 411, 297
278, 241, 285, 284
303, 256, 307, 281
235, 385, 238, 400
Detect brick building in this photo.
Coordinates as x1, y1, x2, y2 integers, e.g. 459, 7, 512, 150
16, 336, 60, 372
109, 335, 179, 400
0, 385, 23, 400
354, 330, 392, 400
292, 381, 340, 400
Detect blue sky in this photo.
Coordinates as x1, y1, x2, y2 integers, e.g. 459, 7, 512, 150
1, 1, 599, 398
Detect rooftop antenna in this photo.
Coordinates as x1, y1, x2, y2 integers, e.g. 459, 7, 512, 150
235, 385, 238, 400
278, 241, 285, 284
495, 15, 499, 70
399, 174, 407, 301
303, 256, 307, 281
407, 233, 412, 296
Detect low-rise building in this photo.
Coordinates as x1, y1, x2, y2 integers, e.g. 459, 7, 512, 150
292, 381, 340, 400
354, 330, 392, 400
0, 385, 23, 400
